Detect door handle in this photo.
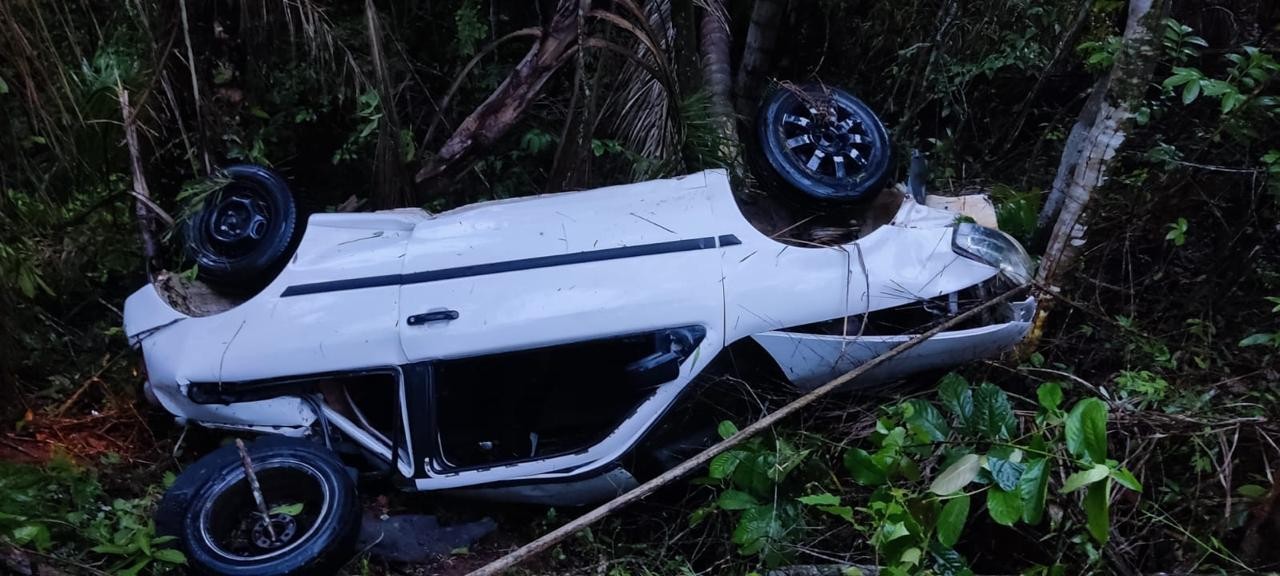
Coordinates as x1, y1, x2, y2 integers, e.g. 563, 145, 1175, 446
406, 309, 459, 326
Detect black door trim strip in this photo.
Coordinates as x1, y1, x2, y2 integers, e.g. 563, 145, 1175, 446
280, 234, 741, 297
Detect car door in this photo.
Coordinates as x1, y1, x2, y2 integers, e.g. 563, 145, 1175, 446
396, 173, 732, 480
397, 173, 729, 363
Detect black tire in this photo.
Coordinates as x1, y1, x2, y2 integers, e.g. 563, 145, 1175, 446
157, 436, 360, 576
756, 85, 892, 202
186, 164, 297, 294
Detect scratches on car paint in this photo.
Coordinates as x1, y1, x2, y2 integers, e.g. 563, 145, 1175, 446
628, 212, 676, 234
338, 230, 385, 245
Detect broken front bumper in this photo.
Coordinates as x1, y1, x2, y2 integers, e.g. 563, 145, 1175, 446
751, 296, 1037, 389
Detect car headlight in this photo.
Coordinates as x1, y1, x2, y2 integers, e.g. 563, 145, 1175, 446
951, 223, 1035, 285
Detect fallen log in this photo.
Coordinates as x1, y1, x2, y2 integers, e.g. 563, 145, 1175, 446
466, 286, 1023, 576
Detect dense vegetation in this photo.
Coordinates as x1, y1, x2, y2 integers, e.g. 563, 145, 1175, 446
1, 0, 1278, 574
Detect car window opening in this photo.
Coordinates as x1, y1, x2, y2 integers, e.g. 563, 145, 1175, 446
432, 334, 665, 470
317, 374, 400, 453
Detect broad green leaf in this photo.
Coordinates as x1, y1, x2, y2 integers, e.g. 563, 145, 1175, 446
1201, 79, 1235, 97
844, 448, 888, 486
1065, 398, 1108, 464
152, 548, 187, 564
118, 558, 151, 576
1062, 463, 1110, 493
1237, 484, 1267, 499
930, 454, 981, 495
985, 455, 1025, 492
878, 520, 911, 544
1182, 80, 1202, 104
937, 373, 973, 425
986, 486, 1022, 526
900, 546, 923, 566
0, 76, 8, 94
904, 399, 950, 442
1019, 458, 1050, 525
269, 502, 304, 516
797, 493, 840, 506
936, 494, 970, 547
1239, 333, 1276, 347
709, 450, 742, 479
1084, 480, 1111, 544
717, 420, 739, 440
12, 524, 50, 550
1036, 382, 1063, 412
718, 489, 760, 511
817, 505, 855, 524
731, 505, 778, 549
973, 383, 1016, 440
1110, 467, 1142, 492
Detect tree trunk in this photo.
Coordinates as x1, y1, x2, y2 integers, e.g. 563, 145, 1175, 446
365, 0, 411, 208
699, 0, 735, 137
734, 0, 784, 117
1024, 0, 1168, 350
414, 0, 583, 185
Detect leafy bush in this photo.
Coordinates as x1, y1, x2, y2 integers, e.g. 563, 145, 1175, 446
701, 373, 1141, 574
0, 459, 184, 575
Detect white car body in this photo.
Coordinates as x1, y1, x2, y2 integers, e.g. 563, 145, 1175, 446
124, 169, 1034, 503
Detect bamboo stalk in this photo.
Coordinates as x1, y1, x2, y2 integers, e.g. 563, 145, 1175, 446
467, 286, 1023, 576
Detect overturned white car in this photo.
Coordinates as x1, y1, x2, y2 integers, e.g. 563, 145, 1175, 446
125, 87, 1035, 575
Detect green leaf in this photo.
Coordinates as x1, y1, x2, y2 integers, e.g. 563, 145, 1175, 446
1019, 458, 1050, 525
904, 399, 950, 442
1182, 80, 1202, 104
117, 558, 151, 576
1036, 382, 1063, 412
152, 548, 187, 564
937, 373, 973, 425
718, 489, 760, 511
844, 448, 888, 486
12, 524, 50, 550
1109, 467, 1142, 492
973, 383, 1017, 440
797, 493, 841, 507
1238, 333, 1277, 347
1065, 398, 1108, 464
1237, 484, 1268, 500
985, 455, 1025, 492
269, 502, 304, 516
986, 486, 1022, 526
0, 76, 8, 94
1084, 480, 1111, 544
717, 420, 738, 440
930, 454, 981, 495
1062, 463, 1111, 493
709, 450, 742, 479
936, 494, 970, 547
817, 505, 856, 524
878, 520, 911, 543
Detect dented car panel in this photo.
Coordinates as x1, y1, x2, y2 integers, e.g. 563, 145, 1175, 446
124, 169, 1036, 501
753, 296, 1036, 389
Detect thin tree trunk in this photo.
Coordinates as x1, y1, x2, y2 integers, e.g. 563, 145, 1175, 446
1024, 0, 1168, 350
365, 0, 410, 208
414, 0, 583, 185
699, 0, 734, 136
734, 0, 784, 117
119, 88, 172, 275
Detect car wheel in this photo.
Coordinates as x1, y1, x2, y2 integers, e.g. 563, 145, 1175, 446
157, 436, 360, 576
756, 84, 892, 202
186, 164, 297, 294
